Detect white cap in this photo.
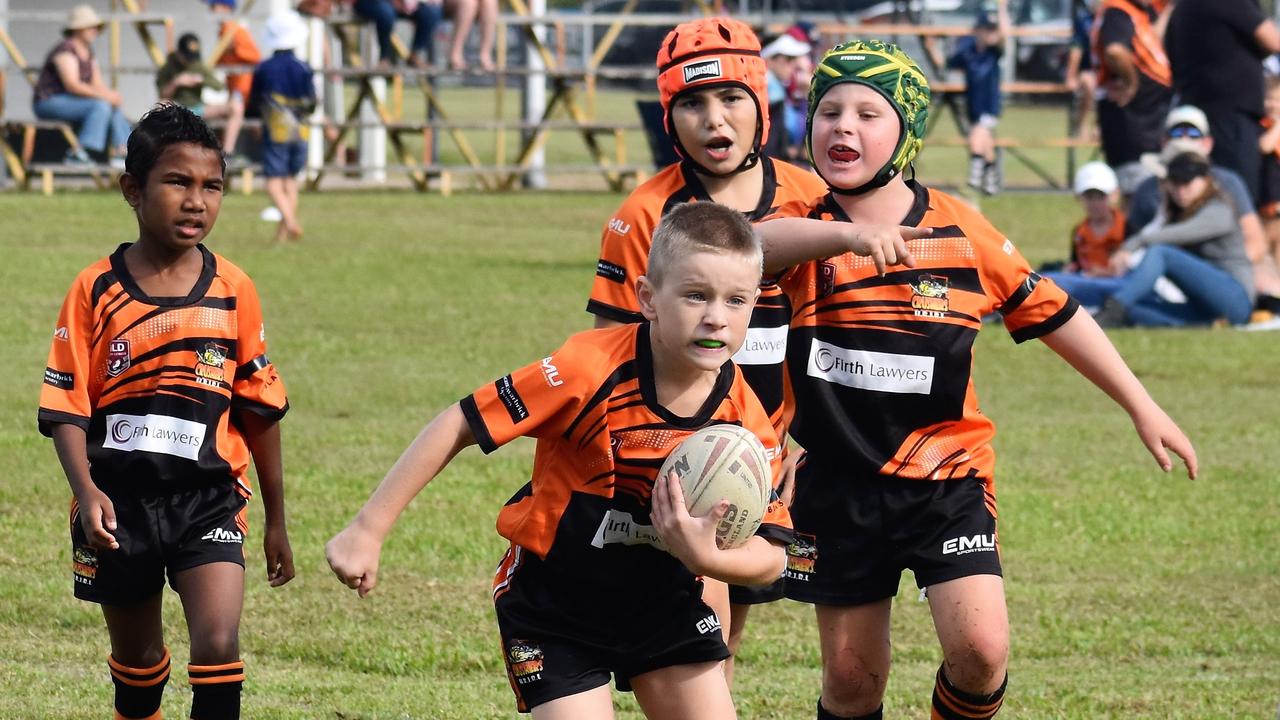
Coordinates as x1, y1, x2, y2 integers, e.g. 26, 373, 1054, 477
1073, 161, 1118, 195
265, 10, 307, 51
762, 34, 811, 59
1164, 105, 1210, 135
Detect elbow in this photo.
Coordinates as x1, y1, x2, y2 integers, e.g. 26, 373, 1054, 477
746, 542, 787, 586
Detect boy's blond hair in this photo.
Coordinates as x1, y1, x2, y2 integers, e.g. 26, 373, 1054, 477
646, 202, 762, 286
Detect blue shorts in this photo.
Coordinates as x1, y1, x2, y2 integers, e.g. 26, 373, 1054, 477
262, 140, 306, 177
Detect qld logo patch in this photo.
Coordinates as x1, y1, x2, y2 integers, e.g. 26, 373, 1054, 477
105, 339, 130, 377
507, 640, 544, 685
909, 273, 950, 317
785, 533, 818, 581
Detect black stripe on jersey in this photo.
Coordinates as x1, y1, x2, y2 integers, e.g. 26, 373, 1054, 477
796, 268, 985, 317
662, 165, 702, 217
235, 354, 271, 380
757, 522, 796, 547
998, 272, 1043, 314
104, 365, 202, 395
120, 337, 240, 377
233, 396, 289, 421
894, 425, 946, 475
504, 482, 533, 505
108, 244, 219, 308
91, 292, 136, 349
110, 298, 239, 346
586, 299, 644, 325
577, 413, 610, 451
927, 225, 967, 238
562, 360, 638, 441
37, 408, 91, 437
584, 470, 614, 486
1009, 297, 1080, 344
90, 270, 120, 308
460, 395, 498, 454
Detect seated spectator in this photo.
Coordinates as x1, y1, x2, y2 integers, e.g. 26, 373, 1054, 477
206, 0, 261, 159
1042, 162, 1129, 309
31, 5, 130, 167
445, 0, 497, 72
352, 0, 444, 68
1095, 148, 1255, 327
156, 33, 225, 114
760, 33, 810, 162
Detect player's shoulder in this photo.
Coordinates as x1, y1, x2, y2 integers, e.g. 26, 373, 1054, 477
616, 164, 687, 217
554, 325, 641, 375
771, 158, 828, 195
209, 250, 263, 297
922, 186, 1006, 243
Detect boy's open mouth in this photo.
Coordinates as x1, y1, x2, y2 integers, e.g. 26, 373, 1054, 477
828, 144, 860, 163
695, 339, 726, 349
705, 137, 734, 160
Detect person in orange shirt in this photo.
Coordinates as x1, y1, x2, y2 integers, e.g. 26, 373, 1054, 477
327, 202, 793, 719
207, 0, 262, 158
38, 104, 293, 720
1042, 161, 1130, 309
757, 40, 1195, 720
586, 17, 827, 683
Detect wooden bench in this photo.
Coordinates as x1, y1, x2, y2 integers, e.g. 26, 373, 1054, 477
311, 161, 650, 195
28, 162, 118, 195
1, 119, 91, 187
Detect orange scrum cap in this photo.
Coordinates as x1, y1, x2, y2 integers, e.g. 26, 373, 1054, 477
655, 17, 769, 172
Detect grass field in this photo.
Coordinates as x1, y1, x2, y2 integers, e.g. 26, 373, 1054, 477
1, 189, 1277, 719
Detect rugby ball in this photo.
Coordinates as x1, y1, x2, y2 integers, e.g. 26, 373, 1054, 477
658, 424, 772, 549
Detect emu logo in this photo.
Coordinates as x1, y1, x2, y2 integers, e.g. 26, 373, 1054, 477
607, 218, 631, 236
540, 357, 563, 387
695, 614, 722, 635
201, 528, 243, 544
942, 534, 995, 555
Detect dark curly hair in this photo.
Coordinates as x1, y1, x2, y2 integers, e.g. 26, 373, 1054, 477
124, 103, 225, 185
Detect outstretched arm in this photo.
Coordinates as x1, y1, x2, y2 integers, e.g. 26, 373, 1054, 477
757, 217, 930, 275
1039, 308, 1198, 479
326, 403, 476, 596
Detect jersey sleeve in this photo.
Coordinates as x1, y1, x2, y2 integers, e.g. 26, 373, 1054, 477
38, 277, 93, 437
459, 339, 599, 454
1097, 8, 1136, 49
974, 231, 1080, 344
586, 199, 656, 324
231, 276, 289, 421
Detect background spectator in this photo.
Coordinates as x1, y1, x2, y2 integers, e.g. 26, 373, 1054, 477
156, 33, 225, 115
1096, 148, 1255, 327
1066, 0, 1098, 139
352, 0, 443, 68
31, 5, 130, 167
1253, 73, 1280, 317
1094, 0, 1173, 196
446, 0, 498, 72
1165, 0, 1280, 204
206, 0, 261, 159
943, 12, 1006, 195
1043, 161, 1129, 309
252, 11, 316, 242
760, 33, 809, 162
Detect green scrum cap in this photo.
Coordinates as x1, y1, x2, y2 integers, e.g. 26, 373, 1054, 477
806, 39, 931, 195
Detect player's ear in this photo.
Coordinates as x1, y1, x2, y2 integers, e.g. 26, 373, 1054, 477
119, 172, 141, 210
636, 275, 659, 321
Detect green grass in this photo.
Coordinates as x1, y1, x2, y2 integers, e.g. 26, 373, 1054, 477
1, 189, 1277, 719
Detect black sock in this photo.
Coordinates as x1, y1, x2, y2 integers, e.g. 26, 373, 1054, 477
1256, 294, 1280, 314
189, 660, 244, 720
109, 647, 170, 719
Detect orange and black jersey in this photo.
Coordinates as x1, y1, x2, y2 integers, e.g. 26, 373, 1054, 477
460, 323, 793, 594
39, 244, 288, 497
1070, 210, 1126, 274
587, 156, 827, 440
777, 183, 1079, 488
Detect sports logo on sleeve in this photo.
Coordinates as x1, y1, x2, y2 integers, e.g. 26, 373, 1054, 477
105, 339, 131, 377
496, 375, 530, 423
540, 357, 563, 387
596, 259, 627, 284
682, 58, 722, 83
44, 368, 74, 390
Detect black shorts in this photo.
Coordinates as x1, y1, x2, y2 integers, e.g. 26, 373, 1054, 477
493, 547, 729, 713
70, 484, 249, 606
782, 458, 1000, 607
728, 576, 785, 605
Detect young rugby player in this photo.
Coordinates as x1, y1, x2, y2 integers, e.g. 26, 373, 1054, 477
327, 202, 794, 719
38, 104, 294, 720
755, 40, 1198, 720
587, 16, 826, 679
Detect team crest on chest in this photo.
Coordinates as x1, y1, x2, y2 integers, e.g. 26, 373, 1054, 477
105, 339, 131, 377
194, 342, 229, 387
909, 273, 950, 317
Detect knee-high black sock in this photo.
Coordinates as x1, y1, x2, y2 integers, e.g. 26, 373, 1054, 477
109, 647, 170, 720
931, 664, 1007, 720
188, 660, 244, 720
817, 697, 883, 720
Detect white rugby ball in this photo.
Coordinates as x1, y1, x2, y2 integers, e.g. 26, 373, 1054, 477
658, 424, 772, 549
